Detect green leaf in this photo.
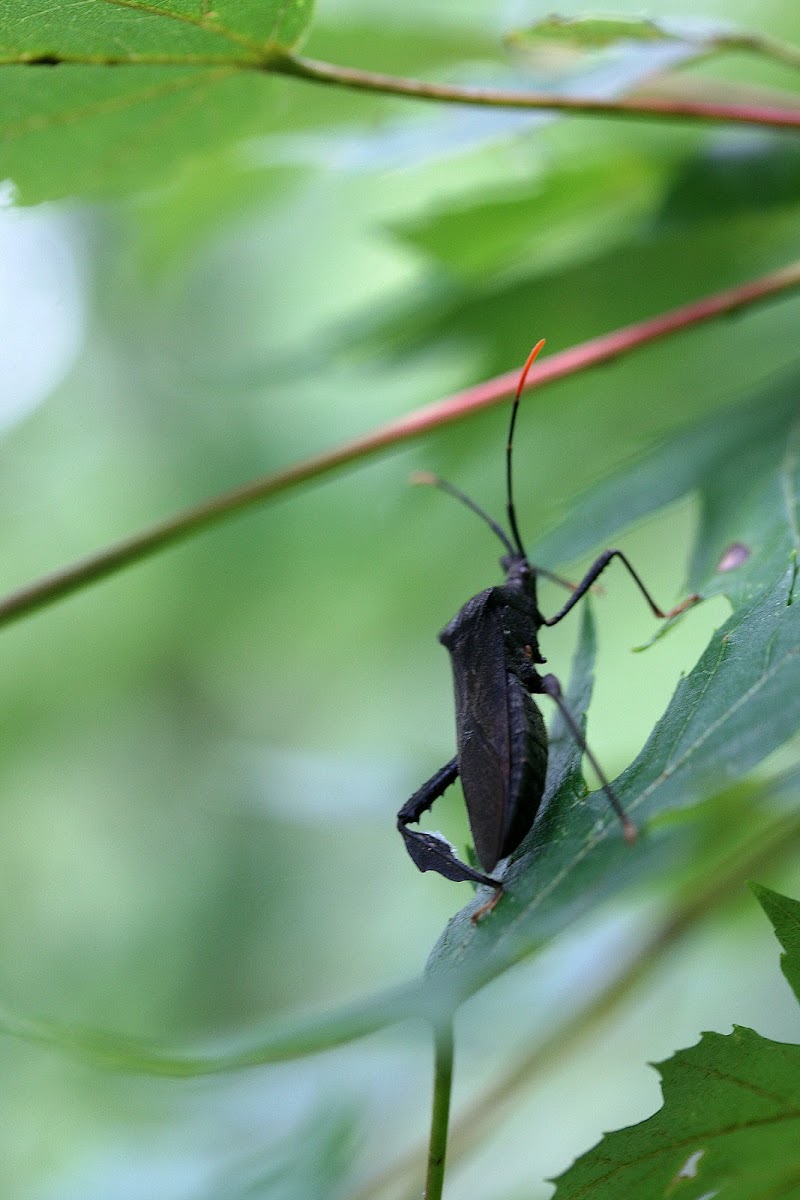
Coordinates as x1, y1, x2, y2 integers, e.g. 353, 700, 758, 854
544, 603, 597, 803
391, 147, 664, 282
0, 977, 436, 1075
370, 195, 800, 455
552, 1025, 800, 1199
753, 885, 800, 1006
617, 571, 800, 812
214, 1104, 359, 1200
0, 0, 315, 202
0, 0, 313, 57
508, 14, 800, 72
509, 15, 679, 53
393, 134, 800, 286
427, 403, 800, 986
0, 67, 270, 202
662, 136, 800, 224
534, 366, 800, 610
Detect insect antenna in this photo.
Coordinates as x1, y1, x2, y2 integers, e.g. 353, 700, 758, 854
506, 338, 546, 558
411, 472, 516, 557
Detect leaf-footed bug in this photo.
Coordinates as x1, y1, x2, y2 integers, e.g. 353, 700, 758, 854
397, 341, 699, 918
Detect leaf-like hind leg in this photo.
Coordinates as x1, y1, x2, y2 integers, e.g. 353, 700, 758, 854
398, 757, 501, 888
539, 673, 636, 843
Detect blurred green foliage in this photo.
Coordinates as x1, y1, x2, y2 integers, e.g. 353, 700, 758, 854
0, 0, 799, 1197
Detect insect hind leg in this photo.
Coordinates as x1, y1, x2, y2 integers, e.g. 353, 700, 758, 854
398, 757, 500, 888
539, 673, 636, 843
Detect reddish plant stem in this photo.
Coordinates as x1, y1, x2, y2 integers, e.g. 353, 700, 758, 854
6, 49, 800, 129
280, 53, 800, 130
0, 260, 798, 628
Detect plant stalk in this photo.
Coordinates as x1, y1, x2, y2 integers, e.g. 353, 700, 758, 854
351, 799, 800, 1200
425, 1018, 455, 1200
277, 52, 800, 130
5, 48, 800, 129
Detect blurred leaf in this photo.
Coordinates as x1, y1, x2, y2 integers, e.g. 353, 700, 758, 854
131, 151, 302, 276
391, 148, 662, 281
534, 365, 800, 609
660, 134, 800, 223
306, 34, 710, 180
204, 1103, 359, 1200
0, 970, 453, 1075
753, 884, 800, 1005
390, 132, 800, 286
509, 16, 679, 53
0, 0, 315, 202
508, 14, 800, 72
552, 1024, 800, 1199
367, 200, 800, 442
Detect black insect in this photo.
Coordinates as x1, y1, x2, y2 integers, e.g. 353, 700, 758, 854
397, 340, 698, 915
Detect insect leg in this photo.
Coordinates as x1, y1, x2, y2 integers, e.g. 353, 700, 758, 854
398, 758, 501, 887
539, 673, 636, 843
541, 550, 699, 628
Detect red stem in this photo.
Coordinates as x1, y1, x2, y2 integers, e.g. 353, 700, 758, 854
285, 54, 800, 131
0, 261, 798, 627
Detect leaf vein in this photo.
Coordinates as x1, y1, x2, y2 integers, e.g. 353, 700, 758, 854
0, 65, 238, 140
95, 0, 265, 54
780, 415, 800, 554
681, 1061, 795, 1106
569, 1112, 800, 1196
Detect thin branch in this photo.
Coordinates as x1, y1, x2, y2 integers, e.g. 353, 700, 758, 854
0, 259, 799, 630
4, 46, 800, 128
277, 53, 800, 131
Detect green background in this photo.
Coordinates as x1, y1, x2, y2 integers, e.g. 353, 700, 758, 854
0, 0, 799, 1196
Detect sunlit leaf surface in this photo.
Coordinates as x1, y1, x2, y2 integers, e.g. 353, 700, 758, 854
0, 0, 315, 200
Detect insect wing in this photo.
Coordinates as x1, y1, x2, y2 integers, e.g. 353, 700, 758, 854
444, 596, 513, 873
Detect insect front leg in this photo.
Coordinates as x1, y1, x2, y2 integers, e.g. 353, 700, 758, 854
539, 673, 636, 843
541, 549, 700, 628
397, 757, 501, 888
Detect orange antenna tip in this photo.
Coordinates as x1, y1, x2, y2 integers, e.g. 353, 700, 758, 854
515, 338, 546, 400
410, 471, 440, 487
